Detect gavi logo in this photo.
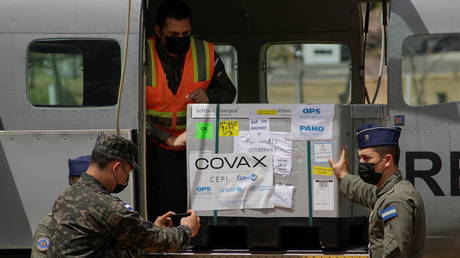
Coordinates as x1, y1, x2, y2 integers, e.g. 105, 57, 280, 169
237, 173, 258, 182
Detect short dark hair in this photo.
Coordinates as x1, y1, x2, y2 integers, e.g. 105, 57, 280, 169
91, 151, 119, 169
156, 0, 192, 28
68, 176, 80, 186
373, 145, 400, 166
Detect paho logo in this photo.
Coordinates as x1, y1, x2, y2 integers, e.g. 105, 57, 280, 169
302, 108, 320, 114
237, 173, 258, 182
299, 125, 325, 132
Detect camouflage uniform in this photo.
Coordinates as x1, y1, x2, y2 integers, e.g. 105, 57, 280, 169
47, 133, 192, 257
340, 172, 425, 258
32, 155, 91, 257
47, 173, 192, 257
31, 214, 52, 258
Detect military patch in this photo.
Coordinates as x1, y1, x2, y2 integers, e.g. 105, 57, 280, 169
36, 236, 50, 252
123, 202, 134, 211
380, 206, 398, 222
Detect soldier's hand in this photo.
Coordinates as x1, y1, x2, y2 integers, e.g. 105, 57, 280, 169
186, 88, 209, 103
328, 147, 349, 180
164, 132, 186, 149
154, 211, 174, 228
180, 210, 200, 237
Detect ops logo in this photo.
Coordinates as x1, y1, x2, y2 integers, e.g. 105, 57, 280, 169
302, 108, 321, 114
196, 186, 211, 192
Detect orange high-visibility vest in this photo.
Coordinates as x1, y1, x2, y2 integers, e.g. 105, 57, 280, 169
146, 36, 215, 144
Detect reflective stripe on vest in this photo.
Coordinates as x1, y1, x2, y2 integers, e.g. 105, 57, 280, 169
148, 36, 211, 88
146, 110, 173, 128
147, 39, 157, 87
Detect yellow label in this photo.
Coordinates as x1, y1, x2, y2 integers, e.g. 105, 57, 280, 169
219, 121, 239, 137
256, 109, 278, 115
312, 166, 333, 176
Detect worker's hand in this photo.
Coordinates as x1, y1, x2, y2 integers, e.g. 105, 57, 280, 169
154, 211, 174, 228
180, 210, 200, 237
164, 132, 187, 149
328, 147, 349, 180
187, 88, 209, 103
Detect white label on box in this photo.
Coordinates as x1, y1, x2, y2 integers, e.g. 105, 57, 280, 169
189, 153, 274, 211
234, 131, 292, 175
291, 104, 334, 140
313, 179, 335, 211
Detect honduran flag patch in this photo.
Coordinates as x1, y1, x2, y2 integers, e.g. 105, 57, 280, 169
380, 206, 398, 222
123, 202, 134, 211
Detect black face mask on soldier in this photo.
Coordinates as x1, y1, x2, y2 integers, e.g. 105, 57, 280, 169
358, 161, 384, 185
112, 165, 130, 193
165, 35, 190, 55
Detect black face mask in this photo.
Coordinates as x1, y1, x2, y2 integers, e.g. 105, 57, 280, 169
358, 162, 383, 185
165, 36, 190, 55
112, 166, 130, 193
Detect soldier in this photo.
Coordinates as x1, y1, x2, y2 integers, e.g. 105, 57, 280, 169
31, 155, 91, 258
329, 124, 425, 258
47, 133, 200, 257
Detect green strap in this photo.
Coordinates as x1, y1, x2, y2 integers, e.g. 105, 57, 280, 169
213, 104, 221, 225
307, 140, 313, 227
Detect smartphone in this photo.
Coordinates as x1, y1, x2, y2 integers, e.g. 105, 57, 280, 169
171, 213, 190, 226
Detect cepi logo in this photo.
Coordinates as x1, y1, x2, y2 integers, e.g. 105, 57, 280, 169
237, 173, 258, 182
302, 108, 320, 114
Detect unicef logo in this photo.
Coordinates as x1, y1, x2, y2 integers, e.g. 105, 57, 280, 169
237, 173, 257, 182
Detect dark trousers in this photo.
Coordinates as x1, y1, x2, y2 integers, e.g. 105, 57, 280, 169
146, 141, 187, 220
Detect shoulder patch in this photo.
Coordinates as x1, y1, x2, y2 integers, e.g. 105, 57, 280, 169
122, 202, 134, 211
36, 236, 50, 252
380, 206, 398, 222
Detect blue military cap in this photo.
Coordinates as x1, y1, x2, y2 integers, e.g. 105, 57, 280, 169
68, 155, 91, 176
356, 124, 401, 149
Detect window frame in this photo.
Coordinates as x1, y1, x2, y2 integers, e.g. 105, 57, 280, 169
401, 33, 460, 107
26, 38, 122, 108
264, 41, 353, 104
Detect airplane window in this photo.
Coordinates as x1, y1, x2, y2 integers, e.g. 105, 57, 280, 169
214, 44, 238, 88
402, 34, 460, 106
266, 43, 351, 104
27, 39, 120, 107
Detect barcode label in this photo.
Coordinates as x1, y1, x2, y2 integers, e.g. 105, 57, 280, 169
313, 180, 335, 211
315, 180, 333, 187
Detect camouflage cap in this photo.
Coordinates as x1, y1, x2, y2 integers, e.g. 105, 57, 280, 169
93, 133, 138, 170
